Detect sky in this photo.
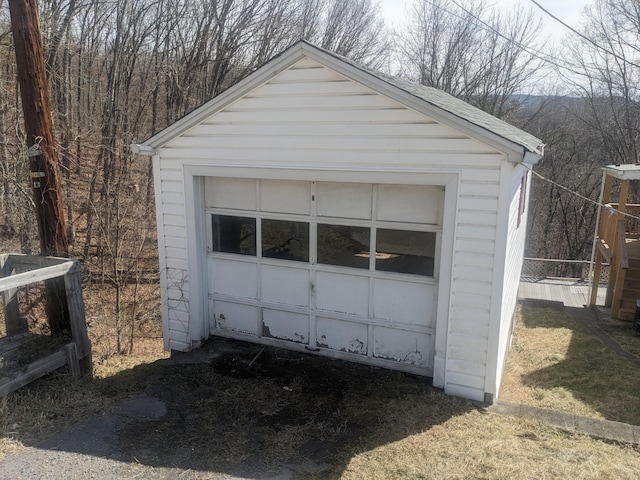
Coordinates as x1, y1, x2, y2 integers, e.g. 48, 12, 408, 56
379, 0, 592, 40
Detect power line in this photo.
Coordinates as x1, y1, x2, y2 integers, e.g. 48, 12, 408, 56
529, 0, 640, 70
426, 0, 640, 82
424, 0, 590, 79
523, 163, 640, 222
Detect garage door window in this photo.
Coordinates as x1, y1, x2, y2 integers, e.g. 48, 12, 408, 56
375, 229, 436, 276
212, 215, 256, 256
262, 219, 309, 262
317, 224, 370, 269
211, 218, 436, 277
208, 180, 441, 278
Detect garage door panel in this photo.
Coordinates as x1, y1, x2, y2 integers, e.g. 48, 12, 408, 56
316, 317, 367, 355
213, 301, 258, 335
261, 180, 311, 215
377, 185, 442, 224
205, 177, 257, 210
373, 279, 434, 326
373, 326, 431, 367
210, 258, 258, 299
262, 309, 309, 344
316, 271, 369, 316
317, 182, 372, 219
261, 265, 309, 306
206, 177, 440, 376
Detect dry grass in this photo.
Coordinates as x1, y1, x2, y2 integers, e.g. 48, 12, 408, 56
592, 313, 640, 360
2, 301, 640, 478
501, 304, 640, 425
0, 345, 165, 460
82, 282, 165, 359
342, 412, 640, 480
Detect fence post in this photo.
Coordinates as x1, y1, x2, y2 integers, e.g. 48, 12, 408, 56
1, 256, 28, 336
63, 264, 92, 376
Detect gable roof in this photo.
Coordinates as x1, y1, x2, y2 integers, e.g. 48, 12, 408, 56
133, 40, 544, 163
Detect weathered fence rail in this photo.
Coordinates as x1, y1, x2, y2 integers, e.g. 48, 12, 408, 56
0, 254, 92, 396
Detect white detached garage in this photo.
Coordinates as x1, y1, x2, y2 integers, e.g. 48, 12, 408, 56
132, 41, 543, 403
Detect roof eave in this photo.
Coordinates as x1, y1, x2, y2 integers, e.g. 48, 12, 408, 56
522, 149, 544, 166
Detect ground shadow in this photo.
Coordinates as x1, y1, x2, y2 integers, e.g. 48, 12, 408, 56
518, 301, 640, 425
4, 338, 475, 478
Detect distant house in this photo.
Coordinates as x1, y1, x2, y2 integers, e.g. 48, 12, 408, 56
132, 41, 544, 403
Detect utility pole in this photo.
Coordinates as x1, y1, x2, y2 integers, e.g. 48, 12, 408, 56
8, 0, 71, 334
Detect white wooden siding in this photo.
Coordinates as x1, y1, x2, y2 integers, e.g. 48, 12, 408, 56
192, 122, 469, 137
166, 135, 496, 154
449, 316, 490, 337
156, 164, 190, 350
158, 149, 501, 168
155, 57, 508, 399
490, 164, 530, 397
444, 169, 501, 400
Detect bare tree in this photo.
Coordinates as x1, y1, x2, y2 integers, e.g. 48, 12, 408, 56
563, 0, 640, 165
318, 0, 390, 68
523, 97, 606, 261
397, 0, 543, 118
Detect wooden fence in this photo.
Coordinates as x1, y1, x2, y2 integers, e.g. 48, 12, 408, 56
0, 254, 92, 396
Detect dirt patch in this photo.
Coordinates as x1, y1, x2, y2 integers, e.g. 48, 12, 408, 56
115, 339, 438, 477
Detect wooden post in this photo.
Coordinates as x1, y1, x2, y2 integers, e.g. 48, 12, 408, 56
8, 0, 70, 334
64, 342, 81, 378
590, 250, 603, 305
611, 180, 630, 309
2, 288, 27, 336
590, 173, 612, 305
602, 175, 613, 210
0, 256, 26, 335
606, 179, 630, 309
618, 179, 630, 217
612, 219, 629, 319
63, 266, 92, 375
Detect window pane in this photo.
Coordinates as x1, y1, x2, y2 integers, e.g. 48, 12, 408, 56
317, 224, 370, 269
262, 219, 309, 262
375, 229, 435, 276
212, 215, 256, 255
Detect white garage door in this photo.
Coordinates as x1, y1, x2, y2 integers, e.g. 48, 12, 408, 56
205, 177, 443, 375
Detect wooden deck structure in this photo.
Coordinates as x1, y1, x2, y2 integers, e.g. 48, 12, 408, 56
589, 165, 640, 320
0, 254, 92, 396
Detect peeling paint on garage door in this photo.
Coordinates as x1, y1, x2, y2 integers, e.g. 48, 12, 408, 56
206, 177, 443, 375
